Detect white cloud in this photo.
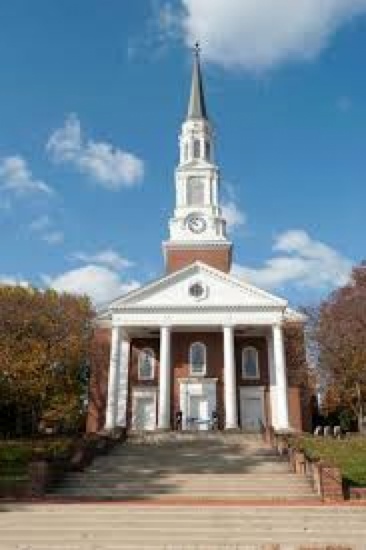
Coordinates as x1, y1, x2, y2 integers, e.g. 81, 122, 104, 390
0, 156, 52, 196
46, 114, 144, 190
166, 0, 366, 71
233, 229, 352, 291
0, 275, 29, 288
29, 215, 63, 245
42, 231, 64, 245
72, 248, 134, 271
29, 215, 51, 232
45, 265, 140, 304
222, 201, 246, 232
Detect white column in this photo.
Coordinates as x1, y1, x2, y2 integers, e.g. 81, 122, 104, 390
105, 326, 120, 430
158, 326, 171, 430
115, 332, 130, 428
267, 332, 278, 430
223, 325, 238, 429
272, 324, 290, 430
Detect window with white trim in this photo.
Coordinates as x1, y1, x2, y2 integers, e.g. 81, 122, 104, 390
242, 347, 260, 379
189, 342, 206, 376
138, 348, 155, 380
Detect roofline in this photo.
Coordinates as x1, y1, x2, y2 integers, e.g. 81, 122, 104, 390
100, 261, 290, 318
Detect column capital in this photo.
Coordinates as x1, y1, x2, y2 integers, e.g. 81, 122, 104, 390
222, 323, 235, 331
160, 324, 172, 332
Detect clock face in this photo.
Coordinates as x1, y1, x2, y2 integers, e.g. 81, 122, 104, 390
187, 215, 207, 234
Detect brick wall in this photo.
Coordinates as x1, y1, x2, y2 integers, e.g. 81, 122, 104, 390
166, 247, 232, 274
86, 329, 111, 433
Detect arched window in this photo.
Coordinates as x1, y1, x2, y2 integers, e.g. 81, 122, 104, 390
193, 139, 201, 158
242, 347, 260, 379
187, 177, 204, 206
189, 342, 206, 376
138, 348, 155, 380
205, 141, 210, 161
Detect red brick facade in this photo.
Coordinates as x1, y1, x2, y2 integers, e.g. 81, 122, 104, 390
87, 328, 310, 433
166, 246, 232, 274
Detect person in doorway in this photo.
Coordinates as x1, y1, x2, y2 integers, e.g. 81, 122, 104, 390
175, 410, 183, 431
212, 411, 219, 431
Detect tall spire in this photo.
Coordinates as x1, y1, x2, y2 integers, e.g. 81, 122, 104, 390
187, 43, 208, 121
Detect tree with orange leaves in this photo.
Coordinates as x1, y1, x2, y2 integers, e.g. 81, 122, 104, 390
0, 285, 94, 435
313, 263, 366, 432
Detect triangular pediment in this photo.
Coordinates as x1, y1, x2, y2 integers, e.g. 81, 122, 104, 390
106, 262, 287, 312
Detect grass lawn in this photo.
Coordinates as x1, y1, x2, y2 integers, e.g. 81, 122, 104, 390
289, 435, 366, 487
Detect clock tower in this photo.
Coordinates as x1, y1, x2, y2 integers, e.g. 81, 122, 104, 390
164, 45, 232, 274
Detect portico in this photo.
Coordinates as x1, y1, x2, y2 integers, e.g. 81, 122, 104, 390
99, 263, 298, 434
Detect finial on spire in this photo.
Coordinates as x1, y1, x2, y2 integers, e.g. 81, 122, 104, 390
187, 42, 208, 121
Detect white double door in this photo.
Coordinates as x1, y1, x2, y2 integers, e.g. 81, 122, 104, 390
189, 395, 209, 431
133, 392, 156, 431
180, 380, 217, 431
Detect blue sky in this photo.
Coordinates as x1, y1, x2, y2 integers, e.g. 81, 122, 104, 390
0, 0, 365, 306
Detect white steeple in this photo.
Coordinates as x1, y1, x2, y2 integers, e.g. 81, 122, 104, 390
167, 44, 230, 245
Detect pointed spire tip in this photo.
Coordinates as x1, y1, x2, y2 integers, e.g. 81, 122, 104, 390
187, 42, 208, 121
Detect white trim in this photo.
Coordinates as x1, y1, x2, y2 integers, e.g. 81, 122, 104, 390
131, 387, 157, 431
242, 346, 260, 380
189, 341, 207, 376
105, 261, 287, 312
138, 347, 155, 381
239, 386, 266, 432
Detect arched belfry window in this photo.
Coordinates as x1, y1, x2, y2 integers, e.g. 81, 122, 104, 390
205, 141, 211, 161
187, 177, 204, 207
242, 347, 260, 379
189, 342, 206, 376
138, 348, 155, 380
193, 139, 201, 159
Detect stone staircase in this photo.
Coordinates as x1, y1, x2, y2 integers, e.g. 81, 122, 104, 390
1, 503, 366, 549
47, 432, 318, 502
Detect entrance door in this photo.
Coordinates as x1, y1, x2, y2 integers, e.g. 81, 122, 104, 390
241, 396, 263, 432
135, 396, 156, 431
189, 395, 209, 431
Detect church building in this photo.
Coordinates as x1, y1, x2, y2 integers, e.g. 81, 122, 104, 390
87, 48, 310, 434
